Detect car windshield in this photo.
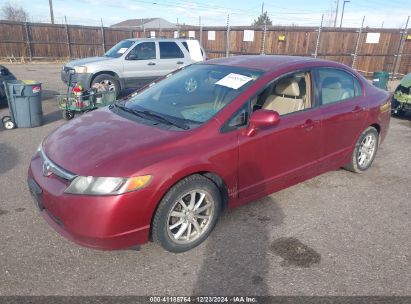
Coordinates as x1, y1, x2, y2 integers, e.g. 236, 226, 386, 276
104, 40, 134, 58
125, 64, 264, 125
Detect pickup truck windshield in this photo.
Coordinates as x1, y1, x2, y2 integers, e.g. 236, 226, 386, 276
126, 64, 264, 124
104, 40, 134, 58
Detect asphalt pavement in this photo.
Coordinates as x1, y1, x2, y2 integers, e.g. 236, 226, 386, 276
0, 63, 410, 296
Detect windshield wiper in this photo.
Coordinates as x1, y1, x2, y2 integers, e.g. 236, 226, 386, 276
112, 102, 146, 118
112, 103, 189, 130
140, 109, 190, 130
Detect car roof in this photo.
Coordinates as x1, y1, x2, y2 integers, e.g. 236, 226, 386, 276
125, 38, 198, 42
203, 55, 338, 72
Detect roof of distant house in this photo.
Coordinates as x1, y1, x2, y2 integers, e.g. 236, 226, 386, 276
111, 18, 177, 29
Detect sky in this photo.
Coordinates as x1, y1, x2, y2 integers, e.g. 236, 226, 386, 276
2, 0, 410, 28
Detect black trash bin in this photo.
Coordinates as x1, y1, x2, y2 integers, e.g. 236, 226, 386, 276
6, 80, 43, 128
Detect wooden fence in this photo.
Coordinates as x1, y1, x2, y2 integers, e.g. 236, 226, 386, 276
0, 20, 410, 77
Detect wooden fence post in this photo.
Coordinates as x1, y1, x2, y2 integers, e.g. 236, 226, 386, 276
226, 14, 230, 57
313, 14, 324, 58
392, 15, 409, 79
65, 21, 71, 58
101, 19, 106, 54
199, 16, 203, 45
352, 16, 365, 69
24, 22, 32, 60
261, 22, 267, 55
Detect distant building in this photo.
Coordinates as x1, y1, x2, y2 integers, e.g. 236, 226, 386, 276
111, 18, 177, 29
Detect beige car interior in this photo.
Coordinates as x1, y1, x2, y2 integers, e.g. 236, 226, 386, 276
321, 77, 353, 104
252, 72, 311, 116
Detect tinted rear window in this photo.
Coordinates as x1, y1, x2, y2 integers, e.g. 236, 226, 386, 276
159, 42, 184, 59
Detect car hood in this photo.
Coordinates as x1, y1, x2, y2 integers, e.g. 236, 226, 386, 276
65, 56, 116, 68
43, 108, 186, 177
400, 73, 411, 88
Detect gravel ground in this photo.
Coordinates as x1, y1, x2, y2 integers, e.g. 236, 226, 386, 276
0, 63, 410, 296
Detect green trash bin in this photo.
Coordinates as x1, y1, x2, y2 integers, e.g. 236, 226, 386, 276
6, 80, 43, 128
372, 71, 389, 90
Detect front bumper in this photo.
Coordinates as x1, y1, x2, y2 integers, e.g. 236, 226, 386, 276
61, 67, 93, 89
28, 153, 152, 250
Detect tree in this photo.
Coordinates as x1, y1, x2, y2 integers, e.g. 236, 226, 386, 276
252, 11, 272, 26
1, 2, 29, 22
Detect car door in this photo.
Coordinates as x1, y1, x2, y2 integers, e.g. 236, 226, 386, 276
314, 68, 367, 169
157, 41, 189, 75
122, 41, 161, 88
236, 70, 323, 201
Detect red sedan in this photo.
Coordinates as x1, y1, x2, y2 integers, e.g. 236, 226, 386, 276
28, 56, 391, 252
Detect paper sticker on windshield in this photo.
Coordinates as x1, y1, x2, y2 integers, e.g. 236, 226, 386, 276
216, 73, 253, 90
117, 48, 128, 54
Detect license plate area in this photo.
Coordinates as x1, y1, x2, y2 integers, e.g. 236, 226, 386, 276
27, 177, 44, 210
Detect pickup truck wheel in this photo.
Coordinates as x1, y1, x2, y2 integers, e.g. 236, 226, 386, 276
92, 74, 120, 97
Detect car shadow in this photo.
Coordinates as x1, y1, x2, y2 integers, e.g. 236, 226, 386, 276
42, 90, 60, 100
43, 110, 63, 124
392, 112, 411, 122
0, 143, 19, 174
192, 163, 285, 295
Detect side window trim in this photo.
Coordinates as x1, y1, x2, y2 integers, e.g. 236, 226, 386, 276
220, 100, 251, 133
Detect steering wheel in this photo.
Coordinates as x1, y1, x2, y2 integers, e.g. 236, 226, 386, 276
184, 77, 199, 93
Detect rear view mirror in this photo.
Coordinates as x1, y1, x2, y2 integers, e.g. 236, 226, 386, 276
246, 109, 280, 137
126, 54, 138, 60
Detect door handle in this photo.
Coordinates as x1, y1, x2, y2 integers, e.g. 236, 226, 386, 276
177, 61, 184, 64
300, 119, 316, 131
351, 106, 362, 113
148, 62, 156, 66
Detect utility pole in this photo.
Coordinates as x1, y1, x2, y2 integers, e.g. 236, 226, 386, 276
333, 0, 339, 27
340, 0, 350, 28
261, 2, 264, 14
49, 0, 54, 24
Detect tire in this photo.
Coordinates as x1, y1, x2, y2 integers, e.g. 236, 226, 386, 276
2, 115, 12, 124
152, 174, 222, 253
91, 74, 120, 97
344, 126, 379, 173
3, 117, 15, 130
62, 110, 75, 120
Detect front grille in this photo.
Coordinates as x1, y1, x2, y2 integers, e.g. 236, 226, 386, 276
39, 148, 77, 181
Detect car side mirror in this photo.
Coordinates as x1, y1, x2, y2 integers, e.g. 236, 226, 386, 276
127, 54, 138, 60
246, 109, 280, 137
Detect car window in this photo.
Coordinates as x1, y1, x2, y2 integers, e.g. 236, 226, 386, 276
182, 42, 189, 52
253, 71, 312, 116
104, 40, 134, 58
318, 68, 357, 105
126, 42, 156, 60
126, 64, 263, 125
222, 102, 250, 132
159, 42, 184, 59
354, 77, 362, 96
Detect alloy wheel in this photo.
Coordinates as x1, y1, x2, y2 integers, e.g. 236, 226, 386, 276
357, 133, 377, 168
167, 190, 214, 244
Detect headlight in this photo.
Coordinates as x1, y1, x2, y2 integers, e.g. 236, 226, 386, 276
65, 175, 152, 195
73, 66, 87, 73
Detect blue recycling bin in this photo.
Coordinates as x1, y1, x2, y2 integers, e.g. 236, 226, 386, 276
5, 80, 43, 128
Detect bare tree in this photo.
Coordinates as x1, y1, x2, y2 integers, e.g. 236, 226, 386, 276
1, 2, 29, 22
